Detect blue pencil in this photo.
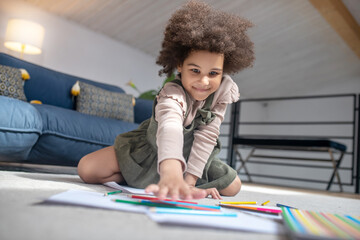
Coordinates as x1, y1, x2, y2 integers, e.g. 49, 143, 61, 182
150, 207, 237, 217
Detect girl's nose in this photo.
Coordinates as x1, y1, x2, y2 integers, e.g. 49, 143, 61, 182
200, 75, 210, 85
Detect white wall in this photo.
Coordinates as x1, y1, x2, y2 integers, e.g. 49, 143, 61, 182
0, 0, 163, 96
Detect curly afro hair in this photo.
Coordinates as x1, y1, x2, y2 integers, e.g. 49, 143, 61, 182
156, 0, 255, 77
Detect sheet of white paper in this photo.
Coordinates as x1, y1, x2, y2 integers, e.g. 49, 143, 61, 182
46, 189, 147, 213
147, 209, 284, 234
46, 190, 283, 234
103, 181, 153, 195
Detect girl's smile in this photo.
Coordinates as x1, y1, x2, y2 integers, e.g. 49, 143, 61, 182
177, 50, 224, 101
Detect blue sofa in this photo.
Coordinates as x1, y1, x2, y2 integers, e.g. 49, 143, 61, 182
0, 52, 153, 166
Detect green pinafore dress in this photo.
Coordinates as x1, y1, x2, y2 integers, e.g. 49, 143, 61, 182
114, 80, 237, 190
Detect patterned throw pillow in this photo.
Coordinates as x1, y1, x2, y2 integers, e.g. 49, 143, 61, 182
0, 65, 27, 101
76, 81, 134, 123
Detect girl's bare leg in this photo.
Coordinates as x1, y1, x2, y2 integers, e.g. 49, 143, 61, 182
77, 146, 124, 184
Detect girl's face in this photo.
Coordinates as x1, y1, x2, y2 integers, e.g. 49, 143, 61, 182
177, 50, 224, 101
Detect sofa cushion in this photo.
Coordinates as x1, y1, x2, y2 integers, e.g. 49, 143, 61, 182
134, 98, 153, 123
0, 53, 126, 110
0, 96, 42, 161
0, 64, 27, 101
76, 81, 134, 122
28, 104, 139, 166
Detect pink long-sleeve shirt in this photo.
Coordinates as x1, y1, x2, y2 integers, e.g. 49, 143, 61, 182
155, 75, 240, 178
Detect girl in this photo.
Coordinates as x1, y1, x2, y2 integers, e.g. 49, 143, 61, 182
77, 0, 254, 200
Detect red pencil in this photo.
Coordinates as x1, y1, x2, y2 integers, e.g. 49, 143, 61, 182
128, 195, 198, 204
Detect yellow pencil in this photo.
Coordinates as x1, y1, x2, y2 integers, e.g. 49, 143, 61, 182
261, 200, 270, 206
219, 201, 257, 205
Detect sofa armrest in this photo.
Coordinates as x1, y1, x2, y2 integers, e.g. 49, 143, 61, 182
134, 98, 153, 124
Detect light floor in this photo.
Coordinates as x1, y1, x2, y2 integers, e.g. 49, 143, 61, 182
0, 164, 359, 240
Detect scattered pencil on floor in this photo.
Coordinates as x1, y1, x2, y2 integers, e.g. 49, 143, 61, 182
150, 207, 237, 217
219, 204, 282, 215
276, 203, 297, 209
219, 201, 257, 205
104, 190, 123, 196
128, 194, 197, 204
261, 200, 270, 206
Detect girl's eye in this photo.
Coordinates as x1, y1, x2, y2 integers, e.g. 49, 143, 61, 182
191, 69, 200, 74
209, 71, 219, 76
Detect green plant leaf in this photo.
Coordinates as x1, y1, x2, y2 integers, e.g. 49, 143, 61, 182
162, 73, 175, 86
138, 90, 158, 100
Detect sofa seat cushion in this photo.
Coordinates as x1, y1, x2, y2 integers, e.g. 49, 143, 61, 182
28, 104, 139, 166
0, 96, 42, 161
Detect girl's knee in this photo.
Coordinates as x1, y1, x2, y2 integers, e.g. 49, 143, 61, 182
77, 146, 121, 184
220, 175, 242, 196
77, 155, 98, 183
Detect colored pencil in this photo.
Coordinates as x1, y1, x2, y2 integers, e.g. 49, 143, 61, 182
111, 199, 187, 209
162, 200, 220, 211
128, 195, 219, 211
219, 204, 281, 215
104, 190, 123, 196
219, 201, 257, 205
281, 207, 360, 239
145, 200, 219, 211
129, 194, 197, 204
261, 200, 270, 206
150, 207, 237, 217
112, 198, 219, 211
276, 203, 297, 209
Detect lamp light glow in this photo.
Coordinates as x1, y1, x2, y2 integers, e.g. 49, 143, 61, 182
4, 19, 45, 57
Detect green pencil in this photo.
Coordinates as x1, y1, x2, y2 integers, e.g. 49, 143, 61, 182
111, 199, 188, 209
104, 190, 123, 196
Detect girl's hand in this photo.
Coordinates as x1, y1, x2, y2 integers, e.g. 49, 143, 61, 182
145, 159, 207, 200
145, 179, 207, 200
184, 173, 222, 199
202, 187, 222, 200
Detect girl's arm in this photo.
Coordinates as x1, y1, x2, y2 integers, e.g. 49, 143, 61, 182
146, 159, 207, 199
146, 83, 206, 199
184, 172, 198, 186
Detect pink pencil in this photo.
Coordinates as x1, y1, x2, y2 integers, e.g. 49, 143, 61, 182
128, 195, 198, 204
219, 204, 282, 215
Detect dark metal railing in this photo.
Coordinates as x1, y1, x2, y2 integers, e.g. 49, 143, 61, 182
224, 93, 359, 193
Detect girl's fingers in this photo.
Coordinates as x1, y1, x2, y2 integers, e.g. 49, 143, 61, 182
180, 187, 192, 200
203, 188, 221, 200
191, 188, 207, 199
146, 184, 221, 200
157, 186, 169, 199
168, 188, 180, 200
145, 184, 159, 194
212, 190, 222, 200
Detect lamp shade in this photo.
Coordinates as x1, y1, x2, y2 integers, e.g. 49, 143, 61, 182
4, 19, 45, 55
